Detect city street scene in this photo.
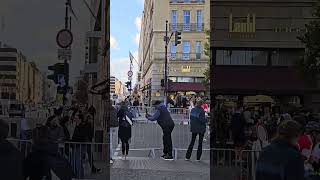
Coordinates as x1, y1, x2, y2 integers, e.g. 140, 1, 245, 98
0, 0, 110, 180
110, 0, 210, 179
210, 0, 320, 180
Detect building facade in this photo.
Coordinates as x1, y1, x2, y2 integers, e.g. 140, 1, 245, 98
0, 44, 44, 109
210, 0, 320, 110
139, 0, 210, 105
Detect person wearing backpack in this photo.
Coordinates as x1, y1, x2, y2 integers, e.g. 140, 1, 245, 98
185, 100, 208, 161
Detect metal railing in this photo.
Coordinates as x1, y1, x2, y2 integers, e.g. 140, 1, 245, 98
169, 23, 205, 32
153, 52, 209, 61
170, 0, 205, 4
7, 138, 109, 179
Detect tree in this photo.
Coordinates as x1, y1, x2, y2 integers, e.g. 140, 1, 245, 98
297, 0, 320, 86
203, 29, 211, 91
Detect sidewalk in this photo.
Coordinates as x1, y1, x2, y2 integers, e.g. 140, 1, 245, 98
111, 157, 210, 180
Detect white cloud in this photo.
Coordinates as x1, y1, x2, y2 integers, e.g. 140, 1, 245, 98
110, 36, 119, 50
135, 16, 142, 31
111, 52, 139, 85
134, 33, 140, 46
137, 0, 144, 5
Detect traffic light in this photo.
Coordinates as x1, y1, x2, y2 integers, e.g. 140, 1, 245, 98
174, 31, 182, 46
125, 81, 131, 89
47, 63, 69, 86
161, 79, 165, 87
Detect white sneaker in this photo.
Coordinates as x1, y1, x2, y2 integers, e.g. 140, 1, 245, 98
185, 158, 190, 161
110, 159, 114, 164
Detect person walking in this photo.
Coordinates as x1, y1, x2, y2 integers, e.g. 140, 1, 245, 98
256, 120, 304, 180
0, 119, 24, 180
109, 105, 119, 164
72, 113, 101, 175
185, 100, 208, 161
146, 101, 175, 160
117, 102, 132, 160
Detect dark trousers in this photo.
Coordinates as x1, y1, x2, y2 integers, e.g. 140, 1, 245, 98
121, 139, 129, 155
86, 145, 97, 170
186, 133, 205, 160
162, 125, 174, 156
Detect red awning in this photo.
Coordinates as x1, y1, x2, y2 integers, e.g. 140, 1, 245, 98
168, 82, 205, 92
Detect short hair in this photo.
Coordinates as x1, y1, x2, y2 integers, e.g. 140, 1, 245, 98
0, 119, 9, 140
32, 126, 49, 145
277, 120, 302, 139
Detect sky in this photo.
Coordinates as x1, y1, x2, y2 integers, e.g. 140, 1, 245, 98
0, 0, 91, 85
110, 0, 144, 85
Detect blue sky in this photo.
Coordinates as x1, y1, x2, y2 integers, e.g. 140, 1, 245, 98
110, 0, 144, 84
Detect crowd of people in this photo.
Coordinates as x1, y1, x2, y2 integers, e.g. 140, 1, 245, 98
110, 98, 209, 162
0, 105, 102, 180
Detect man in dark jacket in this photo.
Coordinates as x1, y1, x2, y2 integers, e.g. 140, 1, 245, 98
231, 106, 246, 148
0, 119, 24, 180
185, 100, 208, 161
256, 120, 304, 180
146, 101, 175, 160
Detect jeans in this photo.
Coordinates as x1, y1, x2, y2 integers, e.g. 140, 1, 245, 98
72, 145, 86, 178
162, 125, 174, 156
186, 133, 205, 160
121, 139, 129, 155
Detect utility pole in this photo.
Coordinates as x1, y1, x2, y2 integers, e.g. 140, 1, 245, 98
63, 0, 70, 106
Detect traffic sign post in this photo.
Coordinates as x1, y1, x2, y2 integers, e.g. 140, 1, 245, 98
58, 49, 72, 61
56, 29, 73, 49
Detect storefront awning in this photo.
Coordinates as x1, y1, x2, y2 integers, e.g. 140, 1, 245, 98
168, 82, 205, 92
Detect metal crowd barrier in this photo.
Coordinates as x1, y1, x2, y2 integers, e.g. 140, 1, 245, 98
7, 138, 109, 179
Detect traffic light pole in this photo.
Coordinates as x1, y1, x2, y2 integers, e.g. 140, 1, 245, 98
63, 0, 70, 106
164, 20, 175, 106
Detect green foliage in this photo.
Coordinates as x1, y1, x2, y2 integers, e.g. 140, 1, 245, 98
203, 29, 211, 90
297, 0, 320, 85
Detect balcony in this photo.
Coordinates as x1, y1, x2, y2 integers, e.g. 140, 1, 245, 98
170, 0, 205, 4
169, 23, 204, 32
154, 52, 208, 61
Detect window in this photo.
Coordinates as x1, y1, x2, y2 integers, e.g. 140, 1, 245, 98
177, 77, 193, 82
171, 42, 177, 60
0, 57, 16, 61
196, 41, 202, 60
183, 10, 191, 31
171, 10, 177, 31
271, 50, 301, 66
216, 50, 268, 65
0, 65, 16, 71
195, 77, 204, 83
182, 41, 190, 60
196, 10, 203, 31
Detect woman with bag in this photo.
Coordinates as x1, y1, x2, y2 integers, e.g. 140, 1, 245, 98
118, 102, 132, 160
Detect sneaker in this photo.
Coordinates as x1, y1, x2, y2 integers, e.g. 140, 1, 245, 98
110, 159, 114, 164
164, 155, 174, 161
185, 158, 190, 161
196, 159, 201, 162
161, 154, 167, 159
92, 168, 101, 173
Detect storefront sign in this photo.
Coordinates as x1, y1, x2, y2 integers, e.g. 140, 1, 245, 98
274, 27, 307, 33
181, 66, 191, 73
229, 13, 256, 33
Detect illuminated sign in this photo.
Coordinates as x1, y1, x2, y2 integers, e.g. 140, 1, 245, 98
229, 13, 256, 33
181, 66, 191, 73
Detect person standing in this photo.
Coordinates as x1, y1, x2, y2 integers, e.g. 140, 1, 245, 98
132, 98, 141, 117
185, 100, 208, 161
0, 119, 24, 180
146, 101, 175, 160
256, 120, 304, 180
117, 102, 132, 160
231, 106, 246, 149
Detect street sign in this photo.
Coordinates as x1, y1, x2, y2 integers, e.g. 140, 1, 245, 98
58, 49, 72, 61
56, 29, 73, 48
128, 76, 132, 81
127, 71, 133, 77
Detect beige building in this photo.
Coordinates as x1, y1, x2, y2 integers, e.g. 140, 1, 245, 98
0, 44, 44, 109
138, 0, 210, 105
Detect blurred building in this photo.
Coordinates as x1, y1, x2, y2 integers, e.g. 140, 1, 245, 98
0, 43, 44, 109
139, 0, 210, 105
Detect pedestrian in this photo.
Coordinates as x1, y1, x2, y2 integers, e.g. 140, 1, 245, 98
24, 125, 74, 180
185, 100, 208, 161
231, 106, 246, 149
60, 116, 71, 156
146, 100, 175, 160
133, 98, 141, 117
72, 113, 101, 175
0, 119, 24, 180
109, 105, 119, 164
88, 105, 96, 122
117, 102, 132, 160
20, 115, 32, 156
256, 120, 304, 180
46, 116, 65, 153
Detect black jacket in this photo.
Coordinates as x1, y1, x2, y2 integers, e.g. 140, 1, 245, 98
0, 140, 24, 180
72, 122, 94, 142
256, 139, 304, 180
